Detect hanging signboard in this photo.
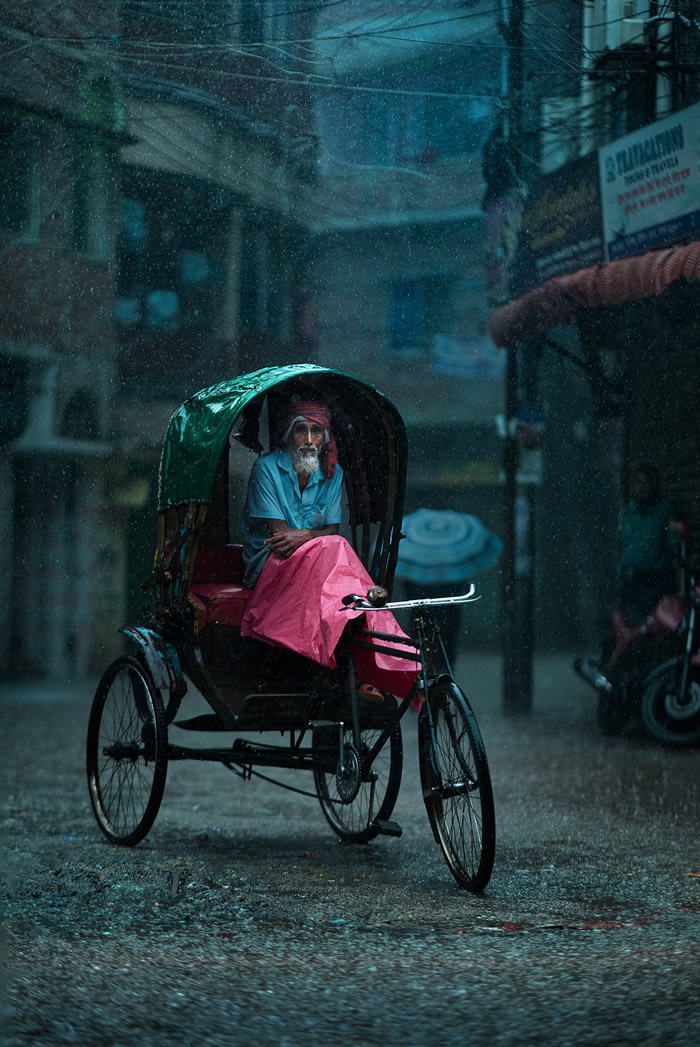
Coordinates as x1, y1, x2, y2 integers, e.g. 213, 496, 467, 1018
511, 153, 604, 297
598, 100, 700, 261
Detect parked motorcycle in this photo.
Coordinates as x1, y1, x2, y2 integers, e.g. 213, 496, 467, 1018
575, 529, 700, 745
640, 554, 700, 746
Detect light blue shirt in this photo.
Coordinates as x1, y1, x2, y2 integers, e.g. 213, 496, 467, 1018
241, 448, 344, 586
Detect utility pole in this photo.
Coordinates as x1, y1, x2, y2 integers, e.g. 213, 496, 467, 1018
501, 0, 533, 716
507, 0, 524, 162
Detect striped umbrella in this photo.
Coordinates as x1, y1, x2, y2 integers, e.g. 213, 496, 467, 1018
395, 508, 503, 585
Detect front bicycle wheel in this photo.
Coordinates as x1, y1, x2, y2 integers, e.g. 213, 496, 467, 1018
313, 723, 403, 843
87, 656, 168, 845
419, 680, 495, 891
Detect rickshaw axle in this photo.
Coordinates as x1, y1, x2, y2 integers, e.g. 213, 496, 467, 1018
103, 742, 147, 763
424, 779, 477, 800
167, 742, 319, 770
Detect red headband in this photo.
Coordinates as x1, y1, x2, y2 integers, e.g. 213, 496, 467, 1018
281, 400, 338, 479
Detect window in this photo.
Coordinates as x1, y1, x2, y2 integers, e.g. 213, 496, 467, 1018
80, 76, 125, 134
388, 276, 451, 358
115, 178, 224, 333
605, 81, 649, 140
389, 279, 425, 355
317, 77, 494, 168
0, 355, 30, 443
60, 389, 100, 441
0, 121, 39, 240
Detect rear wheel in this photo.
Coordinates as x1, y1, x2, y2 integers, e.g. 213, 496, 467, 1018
419, 680, 495, 891
87, 656, 168, 845
641, 663, 700, 746
313, 724, 403, 843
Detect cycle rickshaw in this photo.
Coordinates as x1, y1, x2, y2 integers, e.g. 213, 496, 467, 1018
87, 364, 496, 891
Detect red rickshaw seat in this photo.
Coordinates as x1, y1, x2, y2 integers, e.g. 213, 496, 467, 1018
190, 543, 253, 628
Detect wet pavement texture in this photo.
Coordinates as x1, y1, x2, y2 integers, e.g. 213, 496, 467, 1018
2, 653, 699, 1046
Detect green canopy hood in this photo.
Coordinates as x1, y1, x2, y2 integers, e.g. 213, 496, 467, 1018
157, 364, 407, 514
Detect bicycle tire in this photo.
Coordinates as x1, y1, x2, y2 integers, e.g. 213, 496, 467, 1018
419, 680, 495, 891
87, 656, 168, 845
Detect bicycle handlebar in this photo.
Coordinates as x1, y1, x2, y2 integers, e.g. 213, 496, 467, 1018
341, 585, 479, 612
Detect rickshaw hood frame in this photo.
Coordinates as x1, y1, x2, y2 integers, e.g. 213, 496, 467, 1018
157, 364, 406, 513
156, 364, 408, 588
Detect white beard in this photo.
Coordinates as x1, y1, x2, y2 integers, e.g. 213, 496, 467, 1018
292, 446, 320, 476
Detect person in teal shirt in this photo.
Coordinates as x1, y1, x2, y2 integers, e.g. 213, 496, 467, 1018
241, 402, 343, 587
618, 463, 679, 622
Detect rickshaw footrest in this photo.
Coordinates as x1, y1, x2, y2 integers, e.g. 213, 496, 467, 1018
374, 819, 403, 838
173, 714, 230, 732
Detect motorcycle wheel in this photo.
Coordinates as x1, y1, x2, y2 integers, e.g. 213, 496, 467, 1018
641, 664, 700, 746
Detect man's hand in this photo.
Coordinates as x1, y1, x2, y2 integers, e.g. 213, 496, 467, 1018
263, 521, 339, 559
264, 526, 315, 559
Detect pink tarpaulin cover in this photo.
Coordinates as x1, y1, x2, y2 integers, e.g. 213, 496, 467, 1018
240, 535, 419, 699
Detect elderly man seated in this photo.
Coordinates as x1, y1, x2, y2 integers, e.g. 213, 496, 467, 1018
239, 399, 417, 700
241, 401, 343, 587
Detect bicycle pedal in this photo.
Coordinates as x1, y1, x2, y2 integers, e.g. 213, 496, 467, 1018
374, 818, 403, 838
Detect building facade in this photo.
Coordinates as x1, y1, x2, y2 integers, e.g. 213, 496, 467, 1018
5, 0, 696, 677
489, 0, 700, 650
308, 2, 506, 644
0, 1, 320, 676
0, 2, 125, 677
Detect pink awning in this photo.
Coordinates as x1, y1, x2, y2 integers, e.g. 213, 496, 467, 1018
489, 240, 700, 348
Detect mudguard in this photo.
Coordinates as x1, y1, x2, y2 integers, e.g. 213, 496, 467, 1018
120, 625, 187, 719
644, 652, 700, 690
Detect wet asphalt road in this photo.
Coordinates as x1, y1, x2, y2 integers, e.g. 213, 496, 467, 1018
1, 653, 699, 1047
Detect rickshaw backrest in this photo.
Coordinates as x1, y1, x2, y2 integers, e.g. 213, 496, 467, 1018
192, 542, 245, 585
190, 542, 251, 630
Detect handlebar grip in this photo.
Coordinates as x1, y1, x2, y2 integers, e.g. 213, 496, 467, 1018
342, 593, 364, 606
342, 586, 389, 608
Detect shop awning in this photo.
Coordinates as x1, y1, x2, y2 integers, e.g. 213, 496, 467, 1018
489, 240, 700, 348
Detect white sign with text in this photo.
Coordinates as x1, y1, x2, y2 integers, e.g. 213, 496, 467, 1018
599, 101, 700, 260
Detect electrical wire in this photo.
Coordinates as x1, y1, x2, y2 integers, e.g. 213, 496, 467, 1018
0, 0, 571, 48
109, 46, 504, 100
1, 1, 697, 193
3, 1, 697, 74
